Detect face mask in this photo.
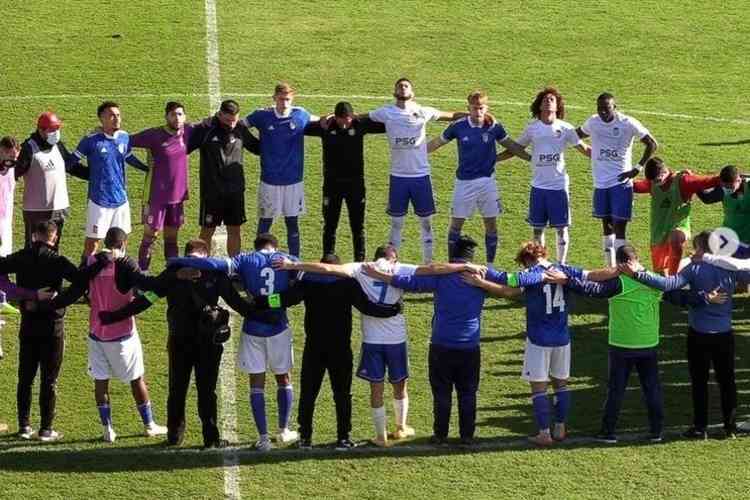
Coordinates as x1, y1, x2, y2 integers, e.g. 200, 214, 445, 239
723, 187, 735, 195
0, 159, 15, 170
111, 248, 125, 259
46, 130, 61, 145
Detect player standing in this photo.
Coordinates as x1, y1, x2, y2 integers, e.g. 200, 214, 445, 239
503, 88, 591, 263
129, 101, 194, 271
428, 90, 529, 265
364, 78, 475, 263
247, 83, 319, 257
576, 93, 657, 266
68, 101, 149, 260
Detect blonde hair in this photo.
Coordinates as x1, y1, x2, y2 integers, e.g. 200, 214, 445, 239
467, 90, 488, 105
274, 82, 295, 96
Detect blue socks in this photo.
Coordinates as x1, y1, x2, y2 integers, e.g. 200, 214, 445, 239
531, 391, 551, 432
485, 232, 498, 264
250, 388, 268, 436
448, 228, 460, 259
277, 385, 293, 430
137, 401, 154, 425
98, 403, 112, 427
553, 387, 571, 423
257, 218, 273, 235
285, 217, 300, 257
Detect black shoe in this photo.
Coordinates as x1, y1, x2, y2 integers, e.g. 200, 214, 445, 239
682, 427, 708, 440
202, 439, 229, 450
297, 438, 312, 450
458, 437, 475, 447
723, 428, 737, 440
646, 432, 663, 443
167, 433, 185, 446
335, 438, 357, 451
429, 435, 448, 446
594, 431, 618, 444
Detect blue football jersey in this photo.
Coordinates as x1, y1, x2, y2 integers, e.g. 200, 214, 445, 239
522, 262, 585, 347
246, 107, 311, 185
441, 118, 508, 181
73, 129, 134, 208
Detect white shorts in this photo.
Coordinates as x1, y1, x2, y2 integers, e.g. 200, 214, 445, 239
521, 339, 570, 382
257, 181, 305, 219
451, 176, 502, 219
88, 331, 144, 382
238, 328, 293, 375
86, 199, 132, 238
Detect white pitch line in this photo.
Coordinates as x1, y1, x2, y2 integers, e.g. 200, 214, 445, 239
203, 0, 241, 498
0, 91, 748, 126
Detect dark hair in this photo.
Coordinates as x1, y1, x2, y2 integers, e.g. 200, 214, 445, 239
33, 220, 58, 239
374, 244, 398, 261
719, 165, 739, 183
0, 136, 18, 149
644, 157, 666, 180
320, 253, 341, 264
97, 101, 120, 116
530, 87, 566, 120
185, 239, 210, 256
693, 230, 712, 254
394, 77, 412, 88
515, 241, 547, 266
165, 101, 184, 114
615, 244, 638, 264
450, 235, 478, 261
597, 92, 615, 103
219, 99, 240, 115
104, 227, 128, 249
254, 233, 279, 251
334, 101, 353, 117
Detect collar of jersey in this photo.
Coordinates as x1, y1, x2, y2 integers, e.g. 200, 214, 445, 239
95, 127, 124, 140
273, 108, 292, 119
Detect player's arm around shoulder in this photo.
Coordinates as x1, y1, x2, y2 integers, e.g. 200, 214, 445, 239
272, 257, 353, 278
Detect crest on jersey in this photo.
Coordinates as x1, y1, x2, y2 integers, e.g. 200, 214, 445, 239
462, 136, 470, 142
482, 133, 489, 143
612, 127, 620, 137
118, 144, 126, 154
268, 125, 275, 131
289, 122, 296, 130
348, 128, 355, 136
554, 129, 562, 138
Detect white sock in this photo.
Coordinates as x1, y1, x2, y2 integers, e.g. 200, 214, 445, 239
602, 234, 615, 267
556, 227, 570, 264
372, 406, 387, 439
533, 228, 545, 248
389, 216, 405, 248
419, 216, 434, 264
393, 397, 409, 429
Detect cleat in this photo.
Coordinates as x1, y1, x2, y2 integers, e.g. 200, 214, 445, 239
37, 429, 63, 442
389, 425, 415, 440
370, 436, 390, 448
255, 435, 272, 452
594, 432, 618, 444
429, 435, 448, 446
144, 422, 168, 437
103, 425, 117, 443
458, 437, 475, 447
202, 439, 229, 450
335, 438, 357, 451
647, 432, 663, 443
17, 426, 34, 440
552, 422, 567, 442
682, 427, 708, 440
277, 428, 299, 444
297, 438, 312, 450
528, 431, 554, 447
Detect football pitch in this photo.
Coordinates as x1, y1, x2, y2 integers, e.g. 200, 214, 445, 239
0, 1, 749, 498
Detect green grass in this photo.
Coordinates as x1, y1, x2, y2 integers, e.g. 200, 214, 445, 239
0, 0, 749, 498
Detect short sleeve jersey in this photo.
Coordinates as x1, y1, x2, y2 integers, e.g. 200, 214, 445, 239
342, 260, 417, 344
441, 117, 508, 181
246, 107, 311, 186
130, 125, 193, 205
369, 103, 441, 178
229, 250, 297, 337
581, 112, 650, 189
517, 119, 581, 190
73, 129, 133, 208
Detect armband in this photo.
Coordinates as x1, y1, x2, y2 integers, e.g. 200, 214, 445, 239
144, 291, 160, 304
507, 272, 520, 288
268, 293, 282, 309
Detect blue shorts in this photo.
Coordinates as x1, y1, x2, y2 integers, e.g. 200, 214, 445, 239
356, 342, 409, 383
527, 187, 570, 228
387, 175, 436, 217
592, 183, 633, 221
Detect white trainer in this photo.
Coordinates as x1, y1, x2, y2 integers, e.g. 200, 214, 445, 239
277, 428, 299, 444
37, 429, 63, 442
144, 422, 168, 437
255, 435, 272, 452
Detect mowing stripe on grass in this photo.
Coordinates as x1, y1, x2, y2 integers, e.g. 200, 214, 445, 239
0, 92, 748, 126
203, 0, 241, 498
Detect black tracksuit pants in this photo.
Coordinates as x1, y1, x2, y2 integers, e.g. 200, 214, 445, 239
322, 180, 366, 262
687, 328, 737, 431
297, 338, 353, 441
428, 344, 481, 439
17, 333, 64, 430
167, 335, 223, 446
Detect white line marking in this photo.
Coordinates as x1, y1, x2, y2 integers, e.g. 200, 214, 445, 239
203, 0, 241, 498
0, 92, 748, 126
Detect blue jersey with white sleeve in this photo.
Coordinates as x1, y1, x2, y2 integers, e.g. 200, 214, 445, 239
522, 261, 586, 347
246, 107, 311, 185
73, 129, 136, 208
441, 118, 508, 181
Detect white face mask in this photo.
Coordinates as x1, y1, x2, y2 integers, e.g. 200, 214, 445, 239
723, 186, 735, 195
46, 130, 61, 145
